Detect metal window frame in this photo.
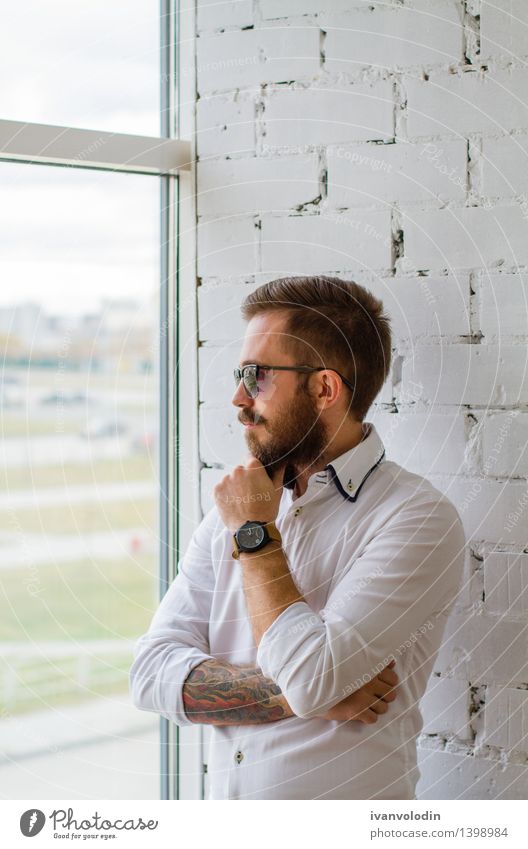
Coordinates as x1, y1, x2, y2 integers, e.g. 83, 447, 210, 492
0, 0, 198, 802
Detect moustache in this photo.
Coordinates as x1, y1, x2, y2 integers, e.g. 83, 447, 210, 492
239, 413, 266, 426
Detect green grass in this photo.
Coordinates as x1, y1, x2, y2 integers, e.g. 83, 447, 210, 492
0, 556, 160, 714
0, 498, 156, 534
1, 414, 80, 437
0, 653, 134, 716
1, 455, 156, 490
0, 556, 158, 642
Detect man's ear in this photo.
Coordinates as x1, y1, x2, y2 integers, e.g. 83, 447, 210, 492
317, 371, 340, 406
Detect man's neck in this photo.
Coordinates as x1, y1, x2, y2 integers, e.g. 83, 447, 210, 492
292, 420, 366, 499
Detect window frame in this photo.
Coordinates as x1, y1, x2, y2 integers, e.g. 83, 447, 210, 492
0, 0, 197, 801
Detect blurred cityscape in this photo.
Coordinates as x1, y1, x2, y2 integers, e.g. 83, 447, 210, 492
0, 298, 160, 796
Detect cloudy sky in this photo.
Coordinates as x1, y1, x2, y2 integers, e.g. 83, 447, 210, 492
0, 1, 161, 314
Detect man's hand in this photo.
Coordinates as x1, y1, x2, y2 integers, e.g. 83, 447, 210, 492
317, 661, 399, 724
214, 457, 284, 533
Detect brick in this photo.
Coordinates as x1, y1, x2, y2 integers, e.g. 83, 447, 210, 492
406, 69, 528, 138
261, 0, 367, 19
263, 82, 394, 148
370, 409, 467, 476
482, 411, 528, 478
484, 552, 528, 618
416, 747, 528, 799
378, 275, 470, 339
434, 608, 528, 686
480, 685, 528, 752
197, 155, 321, 217
481, 0, 528, 62
197, 27, 321, 94
327, 140, 466, 207
400, 344, 528, 406
199, 344, 243, 406
324, 3, 463, 74
481, 135, 528, 199
196, 0, 253, 32
196, 95, 255, 159
420, 675, 471, 740
197, 216, 258, 278
260, 210, 392, 275
200, 466, 226, 515
200, 405, 247, 467
432, 476, 528, 546
478, 273, 528, 337
198, 282, 251, 342
402, 205, 528, 269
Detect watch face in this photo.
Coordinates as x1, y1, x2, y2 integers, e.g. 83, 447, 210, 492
238, 523, 266, 550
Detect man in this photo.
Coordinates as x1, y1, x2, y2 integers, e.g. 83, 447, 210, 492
130, 275, 465, 800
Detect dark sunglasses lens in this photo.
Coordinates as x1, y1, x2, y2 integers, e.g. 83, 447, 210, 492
243, 366, 259, 398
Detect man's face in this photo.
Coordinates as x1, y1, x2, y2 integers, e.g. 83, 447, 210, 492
232, 312, 328, 484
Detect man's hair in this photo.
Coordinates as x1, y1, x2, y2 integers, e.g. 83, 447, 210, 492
241, 275, 392, 421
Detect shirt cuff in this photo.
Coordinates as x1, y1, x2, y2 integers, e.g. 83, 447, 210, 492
256, 600, 320, 682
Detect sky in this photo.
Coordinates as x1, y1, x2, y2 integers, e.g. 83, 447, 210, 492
0, 1, 161, 314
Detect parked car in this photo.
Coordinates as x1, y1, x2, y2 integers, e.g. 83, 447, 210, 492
41, 391, 90, 405
80, 418, 127, 439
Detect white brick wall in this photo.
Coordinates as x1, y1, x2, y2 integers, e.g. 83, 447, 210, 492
484, 552, 528, 618
260, 210, 392, 274
197, 155, 322, 216
262, 82, 394, 148
480, 685, 528, 751
420, 675, 472, 741
406, 70, 528, 138
480, 0, 528, 63
327, 140, 467, 207
323, 3, 463, 74
477, 274, 528, 337
193, 0, 528, 799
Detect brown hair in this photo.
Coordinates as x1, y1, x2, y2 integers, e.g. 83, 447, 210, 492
241, 275, 391, 421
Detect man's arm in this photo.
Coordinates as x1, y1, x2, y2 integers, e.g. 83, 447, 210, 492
241, 504, 465, 719
182, 658, 399, 726
182, 658, 293, 725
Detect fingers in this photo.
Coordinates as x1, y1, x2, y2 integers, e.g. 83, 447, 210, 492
374, 678, 398, 700
377, 667, 399, 688
368, 698, 389, 715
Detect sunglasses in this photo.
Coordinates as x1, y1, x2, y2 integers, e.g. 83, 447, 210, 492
233, 363, 355, 400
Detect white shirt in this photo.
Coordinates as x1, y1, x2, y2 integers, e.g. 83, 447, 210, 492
130, 422, 465, 800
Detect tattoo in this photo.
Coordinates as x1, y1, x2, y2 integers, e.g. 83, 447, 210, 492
183, 658, 293, 725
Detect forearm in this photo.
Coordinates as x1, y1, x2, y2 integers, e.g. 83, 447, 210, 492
239, 542, 306, 645
182, 658, 294, 725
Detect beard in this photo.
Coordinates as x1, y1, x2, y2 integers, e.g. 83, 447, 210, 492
241, 383, 328, 490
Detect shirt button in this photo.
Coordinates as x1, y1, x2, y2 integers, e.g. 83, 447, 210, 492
234, 750, 244, 764
294, 507, 302, 517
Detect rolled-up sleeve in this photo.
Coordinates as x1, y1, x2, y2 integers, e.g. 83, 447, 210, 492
129, 508, 218, 726
257, 496, 465, 719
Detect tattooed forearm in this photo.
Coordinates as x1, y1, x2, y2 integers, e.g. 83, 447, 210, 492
182, 658, 294, 725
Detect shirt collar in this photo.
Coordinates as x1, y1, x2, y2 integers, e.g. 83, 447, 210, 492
323, 421, 386, 502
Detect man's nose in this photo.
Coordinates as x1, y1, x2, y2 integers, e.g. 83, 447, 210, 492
232, 379, 252, 408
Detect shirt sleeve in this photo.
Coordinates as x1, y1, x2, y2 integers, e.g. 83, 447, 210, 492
256, 495, 466, 719
129, 507, 218, 727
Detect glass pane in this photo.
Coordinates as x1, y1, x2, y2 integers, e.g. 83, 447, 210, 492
0, 161, 161, 798
0, 1, 159, 136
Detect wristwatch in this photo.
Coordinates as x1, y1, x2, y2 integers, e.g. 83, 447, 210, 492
232, 520, 282, 560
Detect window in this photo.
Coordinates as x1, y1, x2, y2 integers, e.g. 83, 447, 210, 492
0, 0, 194, 799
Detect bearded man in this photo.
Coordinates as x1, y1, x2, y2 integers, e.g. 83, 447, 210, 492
130, 275, 465, 800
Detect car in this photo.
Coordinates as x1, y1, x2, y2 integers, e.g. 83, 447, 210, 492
41, 391, 89, 405
80, 418, 128, 439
